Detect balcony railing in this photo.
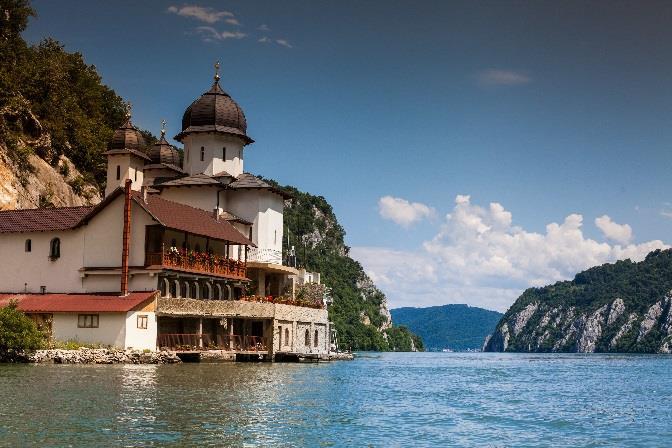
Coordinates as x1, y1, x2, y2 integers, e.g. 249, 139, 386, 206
145, 247, 246, 278
157, 334, 268, 352
247, 247, 282, 264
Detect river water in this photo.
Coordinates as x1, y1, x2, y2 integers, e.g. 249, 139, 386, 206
0, 352, 670, 447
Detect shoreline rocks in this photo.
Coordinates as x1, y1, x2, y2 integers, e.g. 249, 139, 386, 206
24, 348, 181, 364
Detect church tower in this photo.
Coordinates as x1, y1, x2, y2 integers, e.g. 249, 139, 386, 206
175, 62, 253, 177
103, 111, 151, 197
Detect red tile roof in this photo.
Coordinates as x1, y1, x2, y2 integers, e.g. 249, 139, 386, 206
132, 192, 253, 246
0, 206, 94, 233
0, 291, 158, 313
0, 188, 254, 246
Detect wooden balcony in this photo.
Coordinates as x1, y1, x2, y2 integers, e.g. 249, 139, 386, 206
157, 333, 268, 352
145, 247, 247, 280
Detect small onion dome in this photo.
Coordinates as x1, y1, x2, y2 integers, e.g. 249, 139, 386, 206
175, 80, 253, 144
149, 131, 181, 166
103, 116, 151, 161
108, 117, 147, 151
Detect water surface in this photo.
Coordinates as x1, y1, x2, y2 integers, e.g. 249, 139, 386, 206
1, 353, 670, 446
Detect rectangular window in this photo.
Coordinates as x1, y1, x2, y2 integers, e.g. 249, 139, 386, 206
116, 165, 121, 180
137, 315, 148, 330
223, 147, 226, 159
78, 314, 99, 328
200, 146, 205, 161
134, 168, 138, 181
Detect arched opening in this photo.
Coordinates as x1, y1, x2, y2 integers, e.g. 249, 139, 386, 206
284, 328, 289, 346
49, 238, 60, 260
304, 329, 310, 347
25, 239, 31, 252
215, 284, 223, 300
161, 278, 170, 297
200, 146, 205, 162
193, 282, 200, 299
314, 330, 319, 347
205, 283, 213, 300
226, 284, 233, 300
173, 280, 181, 298
182, 281, 190, 299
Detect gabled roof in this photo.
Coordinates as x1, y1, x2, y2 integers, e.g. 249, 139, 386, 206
153, 173, 222, 187
0, 291, 158, 313
132, 192, 254, 246
227, 173, 292, 199
0, 206, 94, 233
0, 187, 254, 246
143, 163, 185, 174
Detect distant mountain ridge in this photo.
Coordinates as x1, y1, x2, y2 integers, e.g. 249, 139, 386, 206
391, 304, 502, 351
484, 249, 672, 353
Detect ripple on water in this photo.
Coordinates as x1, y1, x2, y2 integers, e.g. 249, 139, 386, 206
0, 353, 671, 446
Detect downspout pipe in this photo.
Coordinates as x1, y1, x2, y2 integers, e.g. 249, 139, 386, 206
121, 179, 132, 296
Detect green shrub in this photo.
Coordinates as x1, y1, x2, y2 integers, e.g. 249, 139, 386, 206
0, 301, 46, 360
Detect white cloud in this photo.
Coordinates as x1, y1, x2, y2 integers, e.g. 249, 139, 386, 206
258, 24, 271, 31
225, 18, 241, 26
595, 215, 632, 244
258, 36, 271, 43
477, 69, 531, 86
195, 26, 246, 42
275, 39, 293, 48
378, 195, 436, 227
353, 195, 667, 312
167, 5, 234, 24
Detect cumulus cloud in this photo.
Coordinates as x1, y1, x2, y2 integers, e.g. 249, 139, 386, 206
258, 24, 271, 31
167, 5, 234, 23
258, 36, 271, 43
225, 18, 241, 26
477, 69, 531, 86
353, 195, 667, 312
378, 196, 436, 227
595, 215, 632, 244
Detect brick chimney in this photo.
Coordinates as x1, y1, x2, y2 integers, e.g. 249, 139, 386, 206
120, 179, 132, 296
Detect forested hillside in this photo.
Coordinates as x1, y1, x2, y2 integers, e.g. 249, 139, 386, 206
392, 305, 502, 351
269, 182, 423, 351
484, 249, 672, 353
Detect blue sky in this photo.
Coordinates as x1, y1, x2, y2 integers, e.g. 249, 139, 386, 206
25, 1, 672, 310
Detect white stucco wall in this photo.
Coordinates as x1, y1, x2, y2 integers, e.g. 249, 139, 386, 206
52, 312, 127, 348
105, 154, 144, 197
182, 134, 246, 177
158, 185, 222, 214
124, 311, 157, 350
83, 197, 156, 268
0, 230, 85, 293
227, 190, 283, 253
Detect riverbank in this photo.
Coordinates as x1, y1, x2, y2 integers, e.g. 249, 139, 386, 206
26, 349, 182, 364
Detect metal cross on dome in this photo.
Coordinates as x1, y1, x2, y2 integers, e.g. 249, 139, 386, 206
125, 102, 132, 119
161, 119, 167, 137
214, 61, 221, 82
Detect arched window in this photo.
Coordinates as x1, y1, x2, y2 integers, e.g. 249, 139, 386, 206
223, 147, 226, 159
314, 330, 319, 347
49, 238, 60, 260
116, 165, 121, 180
25, 239, 31, 252
305, 329, 310, 346
134, 168, 138, 181
284, 328, 289, 346
200, 146, 205, 161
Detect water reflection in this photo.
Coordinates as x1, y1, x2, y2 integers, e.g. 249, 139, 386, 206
1, 354, 671, 446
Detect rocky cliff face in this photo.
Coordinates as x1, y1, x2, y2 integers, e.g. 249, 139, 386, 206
484, 250, 672, 353
0, 101, 100, 210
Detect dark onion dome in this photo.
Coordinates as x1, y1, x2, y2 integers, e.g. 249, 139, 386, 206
148, 130, 181, 166
175, 78, 253, 144
103, 116, 151, 161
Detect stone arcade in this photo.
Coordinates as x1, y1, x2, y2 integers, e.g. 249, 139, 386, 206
0, 66, 333, 360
